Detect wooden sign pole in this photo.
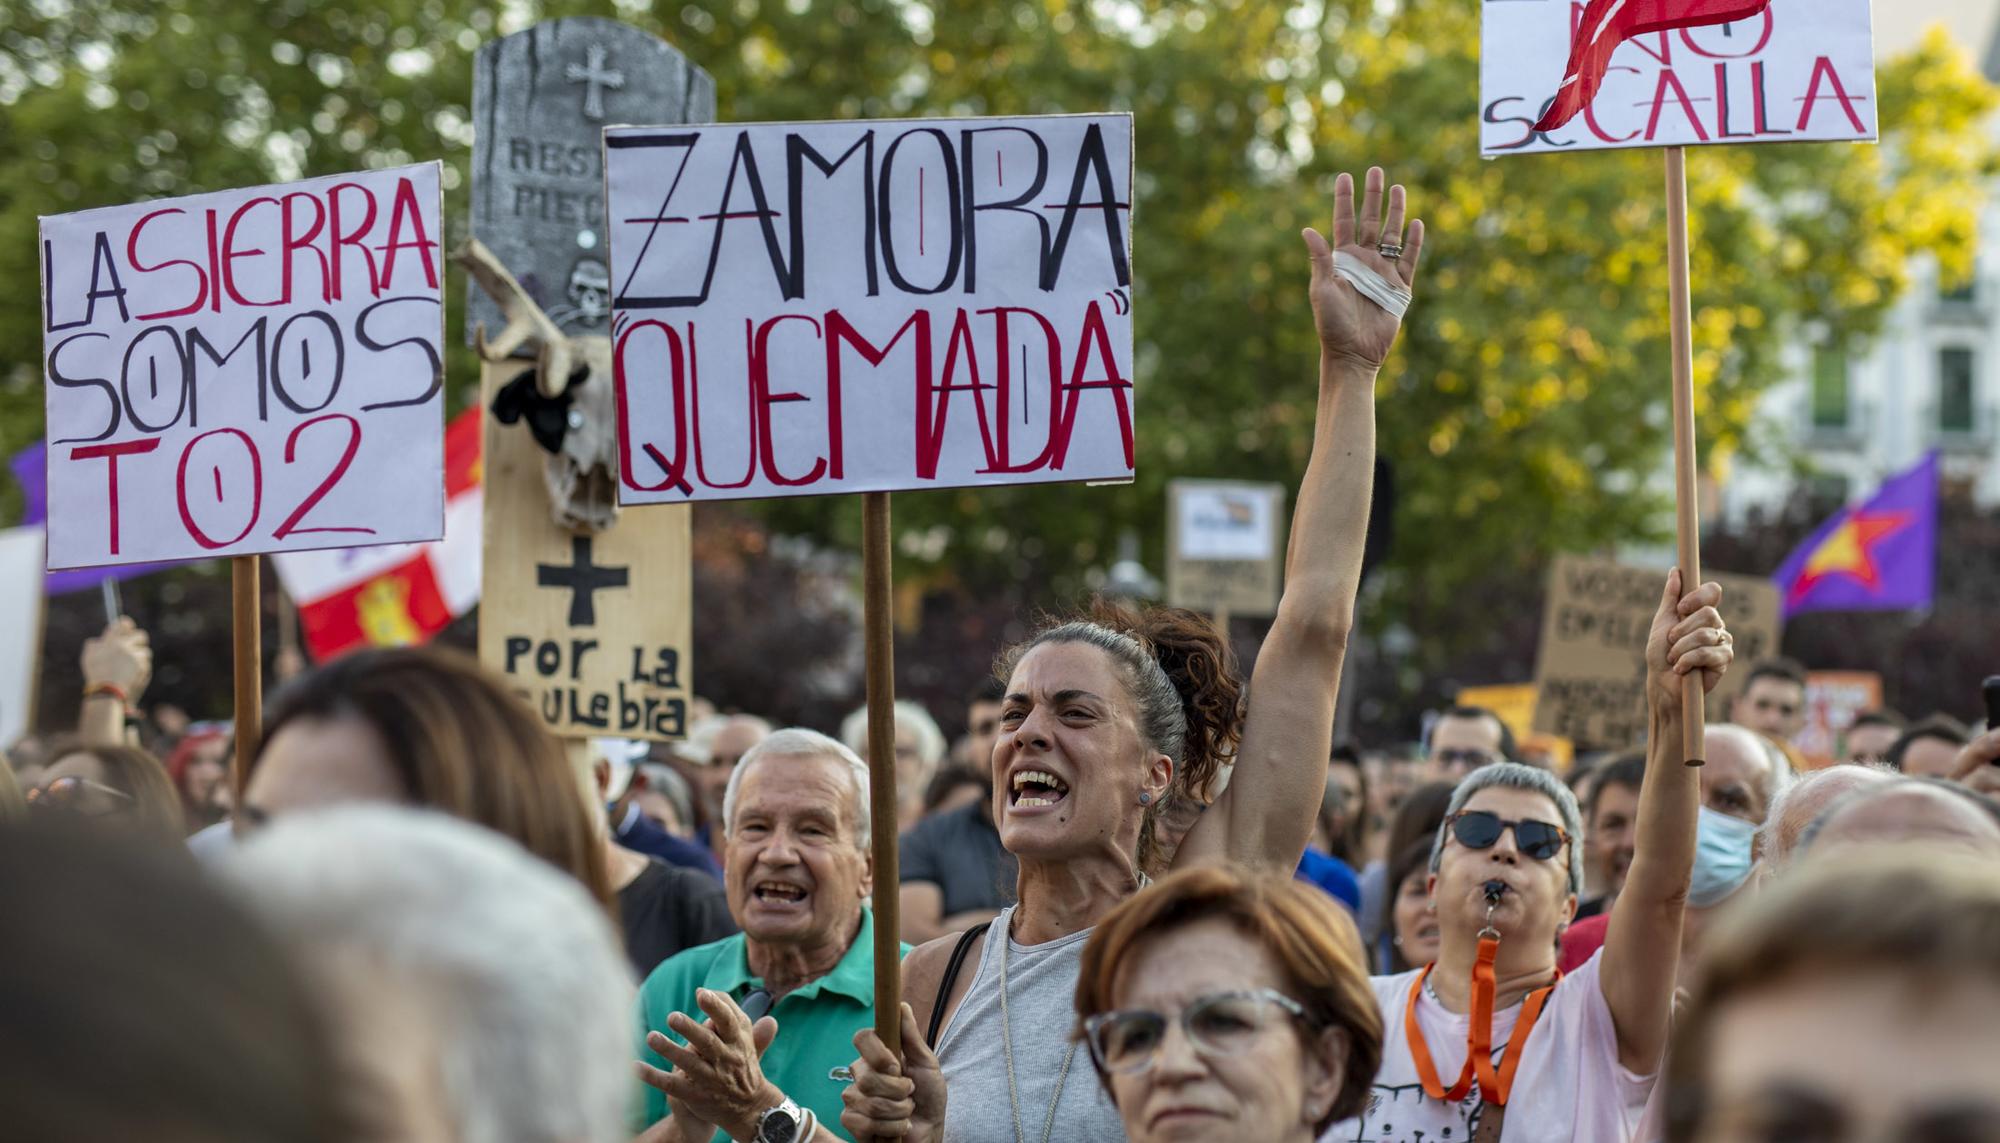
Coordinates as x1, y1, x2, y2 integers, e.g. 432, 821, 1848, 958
232, 555, 264, 788
1664, 146, 1706, 767
861, 491, 903, 1052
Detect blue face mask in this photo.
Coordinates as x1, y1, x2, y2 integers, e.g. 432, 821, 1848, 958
1689, 804, 1759, 908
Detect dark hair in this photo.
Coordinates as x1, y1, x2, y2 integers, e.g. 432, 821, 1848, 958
1384, 780, 1457, 872
1849, 709, 1906, 733
1077, 866, 1382, 1129
966, 676, 1007, 707
1322, 747, 1369, 866
1741, 658, 1808, 693
1426, 705, 1517, 762
0, 820, 349, 1142
996, 600, 1243, 874
1584, 750, 1648, 822
1886, 714, 1972, 772
922, 767, 989, 814
41, 739, 185, 846
1379, 838, 1437, 974
253, 646, 611, 906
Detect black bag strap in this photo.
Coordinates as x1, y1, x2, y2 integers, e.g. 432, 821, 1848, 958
926, 920, 992, 1049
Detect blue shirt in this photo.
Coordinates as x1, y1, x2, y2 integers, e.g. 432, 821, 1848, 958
615, 803, 723, 878
1296, 848, 1362, 915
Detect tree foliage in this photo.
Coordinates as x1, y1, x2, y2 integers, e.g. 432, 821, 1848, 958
3, 2, 1995, 726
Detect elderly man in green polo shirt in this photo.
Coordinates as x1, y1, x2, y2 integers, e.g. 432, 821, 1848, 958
635, 728, 908, 1143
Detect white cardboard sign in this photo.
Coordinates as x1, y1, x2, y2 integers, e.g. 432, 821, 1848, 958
0, 527, 44, 747
38, 163, 447, 570
604, 115, 1136, 503
1480, 0, 1877, 157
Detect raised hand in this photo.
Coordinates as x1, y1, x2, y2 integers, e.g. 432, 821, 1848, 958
1301, 166, 1425, 371
1645, 569, 1732, 719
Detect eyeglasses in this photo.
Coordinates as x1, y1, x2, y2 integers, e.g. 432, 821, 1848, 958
1447, 809, 1569, 862
26, 776, 135, 815
1432, 748, 1498, 770
1084, 989, 1309, 1075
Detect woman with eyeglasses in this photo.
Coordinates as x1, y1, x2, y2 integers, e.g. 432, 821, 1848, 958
26, 740, 184, 845
1324, 571, 1734, 1142
1320, 575, 1728, 1135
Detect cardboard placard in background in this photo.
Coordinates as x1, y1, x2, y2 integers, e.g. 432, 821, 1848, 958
39, 164, 447, 569
1531, 555, 1782, 749
1798, 670, 1884, 767
476, 390, 692, 741
0, 528, 46, 748
605, 114, 1136, 504
1480, 0, 1877, 157
1166, 480, 1285, 618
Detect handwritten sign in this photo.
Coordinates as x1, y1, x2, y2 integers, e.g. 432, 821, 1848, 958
604, 115, 1136, 503
476, 381, 692, 741
1481, 0, 1877, 156
1530, 555, 1782, 749
38, 164, 447, 570
1166, 480, 1285, 618
0, 528, 45, 748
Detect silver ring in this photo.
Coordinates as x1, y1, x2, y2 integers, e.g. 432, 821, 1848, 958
1377, 242, 1404, 260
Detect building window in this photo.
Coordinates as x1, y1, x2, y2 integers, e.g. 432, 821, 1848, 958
1939, 347, 1977, 433
1810, 345, 1850, 429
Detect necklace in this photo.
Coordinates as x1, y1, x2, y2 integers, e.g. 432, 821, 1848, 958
998, 910, 1080, 1143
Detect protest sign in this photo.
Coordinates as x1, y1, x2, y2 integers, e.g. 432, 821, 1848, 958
476, 375, 692, 742
1480, 0, 1876, 156
38, 163, 447, 571
0, 528, 46, 748
604, 114, 1136, 504
1531, 555, 1781, 749
1798, 670, 1884, 767
1166, 480, 1285, 618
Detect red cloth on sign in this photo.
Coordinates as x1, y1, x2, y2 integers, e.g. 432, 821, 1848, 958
296, 550, 455, 661
1559, 911, 1612, 974
1533, 0, 1774, 132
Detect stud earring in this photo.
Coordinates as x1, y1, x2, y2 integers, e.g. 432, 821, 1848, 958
1137, 791, 1153, 806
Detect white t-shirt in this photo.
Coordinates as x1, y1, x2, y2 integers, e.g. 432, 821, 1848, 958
1321, 950, 1655, 1143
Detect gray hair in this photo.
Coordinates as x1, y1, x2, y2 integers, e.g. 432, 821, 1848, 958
636, 761, 696, 831
1798, 776, 2000, 857
685, 713, 774, 766
1757, 762, 1896, 869
723, 728, 872, 846
1429, 762, 1585, 895
221, 807, 634, 1143
840, 700, 947, 774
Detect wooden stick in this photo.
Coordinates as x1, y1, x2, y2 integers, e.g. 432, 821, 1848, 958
1665, 146, 1706, 767
232, 555, 264, 793
861, 491, 903, 1051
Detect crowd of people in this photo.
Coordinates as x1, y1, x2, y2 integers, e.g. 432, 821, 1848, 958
9, 168, 2000, 1143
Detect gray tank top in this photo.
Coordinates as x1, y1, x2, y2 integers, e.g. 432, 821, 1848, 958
935, 905, 1124, 1142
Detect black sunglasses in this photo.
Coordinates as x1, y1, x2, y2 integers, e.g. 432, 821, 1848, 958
1448, 810, 1568, 862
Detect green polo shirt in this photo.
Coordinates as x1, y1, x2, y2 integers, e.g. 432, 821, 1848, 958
634, 909, 907, 1141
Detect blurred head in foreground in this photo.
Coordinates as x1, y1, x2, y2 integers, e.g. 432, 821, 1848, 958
1666, 850, 2000, 1142
1076, 866, 1382, 1143
0, 819, 346, 1142
224, 805, 634, 1143
27, 739, 183, 846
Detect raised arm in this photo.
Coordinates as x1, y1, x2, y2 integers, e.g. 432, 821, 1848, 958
1175, 167, 1422, 874
1600, 570, 1732, 1072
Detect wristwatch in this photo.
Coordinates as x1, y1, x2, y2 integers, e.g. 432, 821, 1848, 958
752, 1096, 805, 1143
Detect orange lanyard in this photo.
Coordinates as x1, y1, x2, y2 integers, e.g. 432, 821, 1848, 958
1403, 936, 1561, 1108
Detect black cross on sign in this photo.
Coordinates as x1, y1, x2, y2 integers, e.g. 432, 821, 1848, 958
537, 536, 629, 626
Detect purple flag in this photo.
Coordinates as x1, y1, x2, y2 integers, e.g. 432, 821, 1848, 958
1773, 452, 1938, 619
9, 442, 190, 595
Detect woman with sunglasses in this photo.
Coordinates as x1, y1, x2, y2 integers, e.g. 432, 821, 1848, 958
27, 740, 184, 845
1325, 570, 1734, 1142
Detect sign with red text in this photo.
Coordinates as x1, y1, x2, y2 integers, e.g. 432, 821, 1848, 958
1481, 0, 1876, 156
604, 115, 1135, 503
38, 163, 446, 570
